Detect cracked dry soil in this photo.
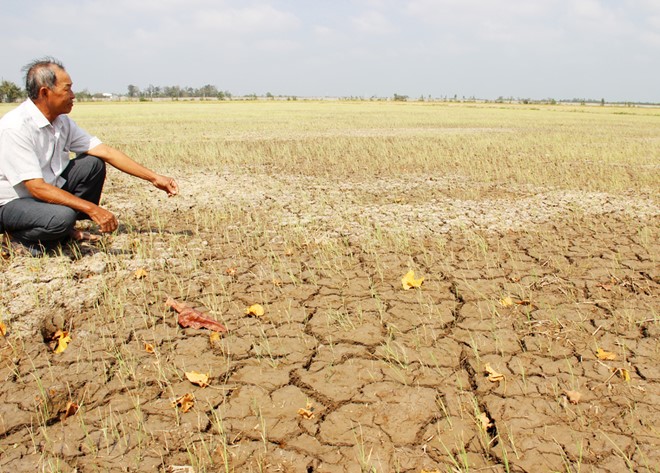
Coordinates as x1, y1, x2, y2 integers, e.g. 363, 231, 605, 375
0, 169, 658, 472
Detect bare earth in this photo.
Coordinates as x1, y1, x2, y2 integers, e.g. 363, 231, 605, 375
1, 168, 658, 472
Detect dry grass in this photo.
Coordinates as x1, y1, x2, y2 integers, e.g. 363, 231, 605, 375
29, 100, 653, 192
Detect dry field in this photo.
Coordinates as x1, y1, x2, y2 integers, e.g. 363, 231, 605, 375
0, 100, 658, 472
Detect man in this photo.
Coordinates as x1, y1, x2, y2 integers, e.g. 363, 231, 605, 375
0, 58, 178, 255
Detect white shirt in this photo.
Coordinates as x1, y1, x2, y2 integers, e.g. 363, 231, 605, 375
0, 99, 102, 206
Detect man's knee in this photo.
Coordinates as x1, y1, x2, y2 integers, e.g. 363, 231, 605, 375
42, 206, 77, 240
75, 154, 106, 177
61, 154, 106, 205
1, 200, 77, 243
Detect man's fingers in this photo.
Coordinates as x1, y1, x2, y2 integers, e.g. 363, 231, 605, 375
157, 176, 179, 196
94, 210, 118, 233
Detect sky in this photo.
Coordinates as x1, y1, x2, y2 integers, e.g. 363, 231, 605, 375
1, 0, 659, 102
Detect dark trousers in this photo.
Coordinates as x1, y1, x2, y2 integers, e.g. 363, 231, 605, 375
0, 154, 106, 249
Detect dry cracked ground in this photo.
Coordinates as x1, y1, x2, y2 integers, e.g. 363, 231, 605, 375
0, 168, 658, 472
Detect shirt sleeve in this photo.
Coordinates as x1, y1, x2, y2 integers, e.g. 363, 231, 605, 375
63, 117, 102, 154
0, 128, 43, 186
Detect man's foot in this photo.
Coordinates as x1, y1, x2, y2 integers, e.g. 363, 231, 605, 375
1, 236, 42, 257
69, 229, 103, 242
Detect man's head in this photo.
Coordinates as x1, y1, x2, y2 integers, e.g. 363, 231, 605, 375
23, 57, 75, 119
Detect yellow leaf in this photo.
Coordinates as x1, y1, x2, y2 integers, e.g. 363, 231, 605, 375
477, 411, 493, 431
596, 348, 616, 361
0, 321, 7, 337
145, 343, 155, 354
484, 363, 505, 382
209, 332, 222, 344
245, 304, 265, 317
401, 270, 424, 290
172, 393, 195, 412
134, 268, 148, 279
53, 330, 71, 354
498, 296, 514, 307
185, 371, 210, 388
564, 389, 582, 404
297, 401, 315, 419
616, 368, 631, 382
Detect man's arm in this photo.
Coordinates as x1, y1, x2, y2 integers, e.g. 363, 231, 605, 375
23, 179, 118, 232
87, 143, 178, 196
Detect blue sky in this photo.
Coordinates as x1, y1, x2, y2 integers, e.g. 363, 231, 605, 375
1, 0, 659, 101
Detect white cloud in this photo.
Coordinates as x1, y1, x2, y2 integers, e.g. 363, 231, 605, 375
649, 15, 660, 29
350, 10, 397, 34
313, 25, 337, 38
640, 30, 660, 48
571, 0, 608, 19
193, 5, 300, 34
627, 0, 660, 14
569, 0, 630, 34
405, 0, 562, 45
255, 38, 301, 53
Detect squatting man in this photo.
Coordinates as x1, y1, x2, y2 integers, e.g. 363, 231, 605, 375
0, 58, 178, 255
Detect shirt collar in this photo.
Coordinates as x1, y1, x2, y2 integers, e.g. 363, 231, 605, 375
24, 99, 52, 129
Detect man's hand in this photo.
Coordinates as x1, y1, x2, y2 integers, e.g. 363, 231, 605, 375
88, 206, 118, 233
152, 175, 179, 197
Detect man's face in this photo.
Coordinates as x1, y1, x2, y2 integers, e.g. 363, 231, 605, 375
45, 67, 75, 116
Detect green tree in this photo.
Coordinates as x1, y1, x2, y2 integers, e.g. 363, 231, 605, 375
198, 84, 218, 98
0, 80, 23, 103
164, 85, 181, 99
76, 89, 93, 101
127, 84, 140, 98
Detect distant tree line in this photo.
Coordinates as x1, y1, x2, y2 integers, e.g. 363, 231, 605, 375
0, 79, 236, 102
0, 78, 653, 106
127, 84, 233, 100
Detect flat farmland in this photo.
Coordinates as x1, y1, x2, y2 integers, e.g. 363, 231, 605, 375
0, 100, 658, 472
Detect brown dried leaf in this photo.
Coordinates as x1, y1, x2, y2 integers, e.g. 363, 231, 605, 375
145, 343, 155, 354
166, 297, 228, 333
0, 321, 7, 337
134, 268, 148, 279
564, 390, 582, 404
596, 348, 616, 361
166, 467, 194, 473
172, 393, 195, 413
60, 401, 79, 421
515, 299, 532, 306
484, 363, 505, 382
185, 371, 209, 388
225, 266, 237, 276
